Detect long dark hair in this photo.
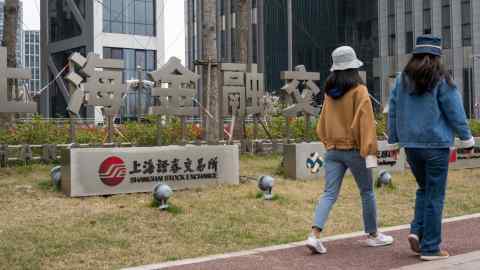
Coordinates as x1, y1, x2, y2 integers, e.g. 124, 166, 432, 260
403, 54, 454, 95
324, 69, 364, 98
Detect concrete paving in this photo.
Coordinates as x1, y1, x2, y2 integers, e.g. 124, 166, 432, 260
392, 251, 480, 270
125, 214, 480, 270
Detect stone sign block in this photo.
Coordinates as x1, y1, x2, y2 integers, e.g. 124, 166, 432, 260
376, 140, 406, 173
61, 145, 239, 197
283, 141, 406, 180
283, 142, 326, 180
449, 138, 480, 170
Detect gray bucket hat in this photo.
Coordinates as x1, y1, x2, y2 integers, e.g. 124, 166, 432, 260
330, 46, 364, 72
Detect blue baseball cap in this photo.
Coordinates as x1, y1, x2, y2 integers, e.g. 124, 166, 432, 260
413, 35, 442, 56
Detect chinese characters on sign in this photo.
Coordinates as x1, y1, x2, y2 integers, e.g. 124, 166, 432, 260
0, 47, 36, 113
128, 156, 219, 184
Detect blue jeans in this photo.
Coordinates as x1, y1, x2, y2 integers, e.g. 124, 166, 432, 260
405, 148, 450, 256
313, 150, 378, 234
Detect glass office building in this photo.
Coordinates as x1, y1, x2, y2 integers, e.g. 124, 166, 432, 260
186, 0, 380, 105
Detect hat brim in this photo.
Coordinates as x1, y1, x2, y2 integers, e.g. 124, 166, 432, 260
413, 47, 442, 56
330, 59, 364, 72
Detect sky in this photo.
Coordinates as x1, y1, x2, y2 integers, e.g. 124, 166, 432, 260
20, 0, 186, 64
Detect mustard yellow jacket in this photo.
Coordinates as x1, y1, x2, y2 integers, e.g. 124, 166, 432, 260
316, 85, 378, 158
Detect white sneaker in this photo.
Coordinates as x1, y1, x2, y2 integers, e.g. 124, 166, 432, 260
366, 232, 394, 247
408, 234, 421, 255
306, 235, 327, 254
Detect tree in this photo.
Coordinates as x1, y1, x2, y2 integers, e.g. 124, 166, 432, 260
238, 0, 249, 64
202, 0, 220, 143
0, 0, 19, 129
235, 0, 249, 141
2, 0, 18, 68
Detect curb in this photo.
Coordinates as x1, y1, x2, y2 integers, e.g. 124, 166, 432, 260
122, 213, 480, 270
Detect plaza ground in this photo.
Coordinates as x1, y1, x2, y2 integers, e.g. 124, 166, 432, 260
1, 155, 480, 269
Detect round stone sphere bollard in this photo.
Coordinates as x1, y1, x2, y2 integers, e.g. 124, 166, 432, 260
258, 175, 275, 200
153, 184, 173, 210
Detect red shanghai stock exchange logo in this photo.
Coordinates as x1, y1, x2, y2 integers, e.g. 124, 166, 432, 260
98, 156, 127, 187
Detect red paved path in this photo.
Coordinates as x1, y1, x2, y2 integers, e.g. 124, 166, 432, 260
162, 217, 480, 270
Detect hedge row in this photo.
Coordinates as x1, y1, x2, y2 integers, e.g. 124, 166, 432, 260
1, 115, 478, 145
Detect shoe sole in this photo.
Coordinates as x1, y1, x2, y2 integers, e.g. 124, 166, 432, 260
366, 239, 394, 247
408, 235, 421, 255
420, 255, 449, 261
306, 243, 327, 254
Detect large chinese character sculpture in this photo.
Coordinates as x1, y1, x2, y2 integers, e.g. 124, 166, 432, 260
0, 47, 36, 113
219, 63, 270, 143
245, 64, 266, 116
280, 65, 320, 117
65, 52, 127, 143
220, 63, 247, 118
280, 65, 320, 142
148, 57, 200, 145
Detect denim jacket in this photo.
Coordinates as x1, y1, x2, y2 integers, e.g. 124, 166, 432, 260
387, 74, 472, 148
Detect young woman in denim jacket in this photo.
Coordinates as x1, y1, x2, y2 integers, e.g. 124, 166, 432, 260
306, 46, 394, 254
388, 35, 475, 261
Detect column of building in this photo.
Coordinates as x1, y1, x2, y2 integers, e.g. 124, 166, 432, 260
377, 0, 389, 105
432, 0, 442, 36
451, 0, 464, 98
395, 0, 406, 71
473, 0, 480, 116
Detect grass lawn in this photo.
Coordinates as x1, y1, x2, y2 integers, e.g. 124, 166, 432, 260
1, 155, 480, 269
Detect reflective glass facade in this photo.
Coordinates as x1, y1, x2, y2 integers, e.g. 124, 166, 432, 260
103, 47, 156, 81
103, 0, 156, 36
48, 0, 84, 42
264, 0, 379, 97
24, 31, 41, 94
103, 47, 156, 120
461, 0, 472, 47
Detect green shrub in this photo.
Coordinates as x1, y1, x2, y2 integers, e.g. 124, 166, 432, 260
469, 119, 480, 137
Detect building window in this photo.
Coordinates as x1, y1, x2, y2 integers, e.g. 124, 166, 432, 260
103, 0, 156, 36
387, 0, 396, 56
423, 0, 432, 34
441, 0, 451, 49
461, 0, 472, 47
103, 47, 156, 82
405, 0, 414, 53
49, 0, 85, 42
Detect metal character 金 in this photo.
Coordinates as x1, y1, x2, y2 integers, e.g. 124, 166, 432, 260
148, 57, 200, 117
